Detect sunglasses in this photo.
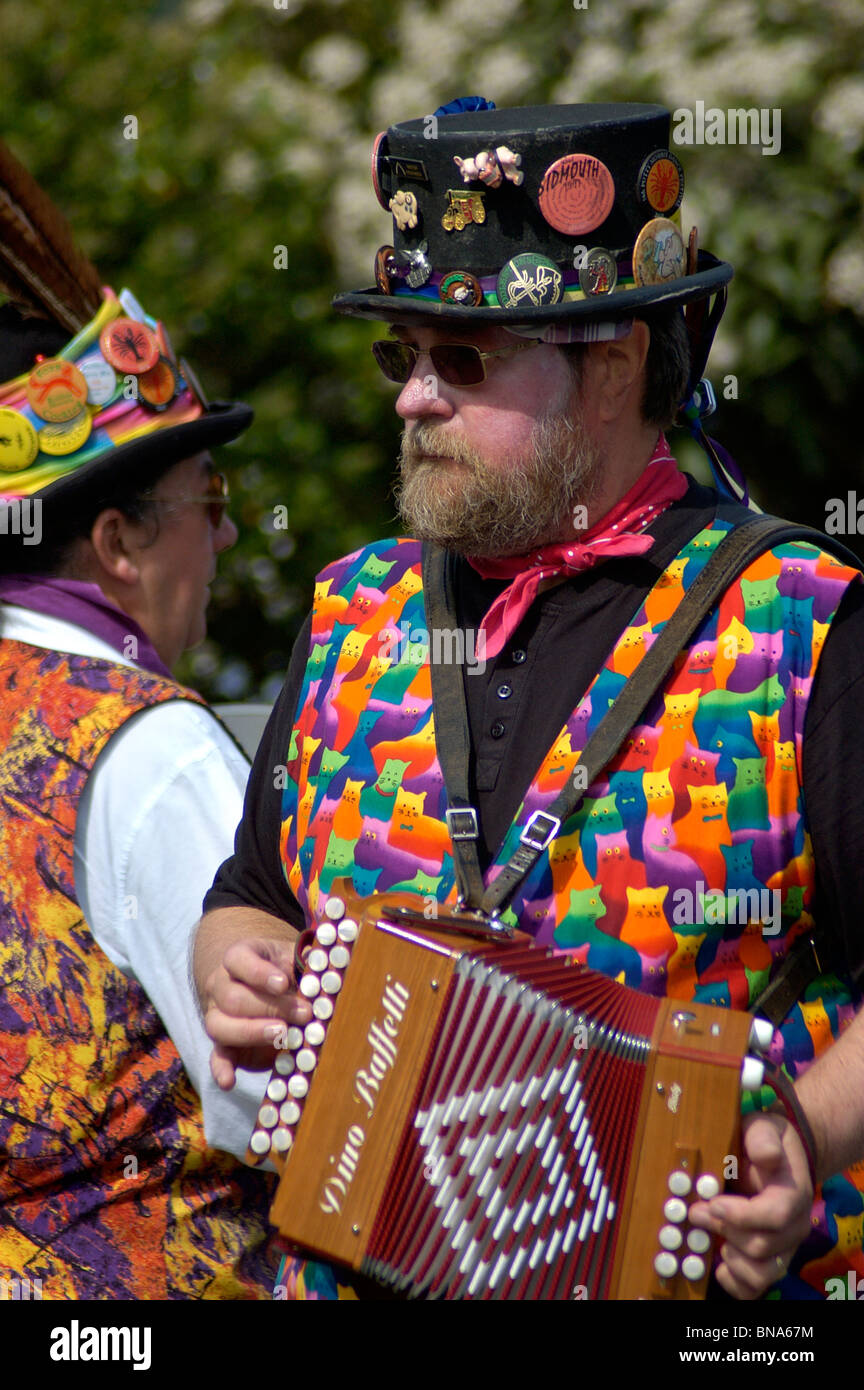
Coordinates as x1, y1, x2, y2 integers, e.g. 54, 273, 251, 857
371, 338, 538, 387
156, 471, 231, 527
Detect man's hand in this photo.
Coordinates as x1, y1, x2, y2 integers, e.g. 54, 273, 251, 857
202, 935, 313, 1089
688, 1111, 813, 1299
194, 906, 311, 1090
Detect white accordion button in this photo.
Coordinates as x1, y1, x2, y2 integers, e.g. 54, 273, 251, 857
663, 1197, 688, 1224
696, 1173, 721, 1200
687, 1229, 712, 1254
249, 1130, 271, 1155
337, 918, 358, 942
313, 996, 334, 1021
284, 1026, 304, 1050
304, 1021, 326, 1046
288, 1074, 309, 1098
741, 1057, 765, 1091
682, 1255, 707, 1281
659, 1225, 683, 1251
274, 1051, 294, 1075
306, 948, 329, 973
748, 1017, 775, 1053
299, 974, 321, 999
654, 1252, 678, 1279
668, 1170, 692, 1196
329, 945, 351, 970
258, 1103, 279, 1129
280, 1100, 302, 1126
324, 896, 345, 920
315, 923, 337, 947
321, 970, 343, 994
271, 1127, 293, 1152
296, 1047, 317, 1072
266, 1078, 288, 1102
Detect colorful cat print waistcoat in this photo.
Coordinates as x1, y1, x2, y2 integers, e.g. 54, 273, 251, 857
0, 640, 277, 1300
278, 523, 864, 1300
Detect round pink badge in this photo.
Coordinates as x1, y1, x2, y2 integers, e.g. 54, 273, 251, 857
538, 153, 615, 236
371, 131, 389, 209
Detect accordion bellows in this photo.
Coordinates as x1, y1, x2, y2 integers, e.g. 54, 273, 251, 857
249, 886, 756, 1300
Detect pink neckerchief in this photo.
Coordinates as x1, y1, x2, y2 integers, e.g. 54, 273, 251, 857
467, 434, 687, 661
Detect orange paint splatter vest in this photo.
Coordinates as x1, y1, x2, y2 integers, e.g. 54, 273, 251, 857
0, 639, 277, 1299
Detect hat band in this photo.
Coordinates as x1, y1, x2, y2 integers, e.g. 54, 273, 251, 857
0, 288, 204, 498
392, 255, 638, 308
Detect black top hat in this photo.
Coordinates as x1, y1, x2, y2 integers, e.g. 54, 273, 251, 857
332, 101, 732, 326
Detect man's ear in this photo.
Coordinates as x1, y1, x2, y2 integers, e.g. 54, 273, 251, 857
584, 321, 650, 423
88, 510, 142, 587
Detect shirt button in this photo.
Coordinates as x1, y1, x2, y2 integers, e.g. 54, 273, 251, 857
511, 649, 527, 664
497, 683, 513, 699
490, 721, 506, 739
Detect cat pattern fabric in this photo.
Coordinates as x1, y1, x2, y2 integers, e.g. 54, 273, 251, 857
277, 524, 863, 1300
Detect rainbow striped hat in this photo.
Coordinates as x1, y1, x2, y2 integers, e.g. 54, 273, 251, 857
0, 286, 250, 505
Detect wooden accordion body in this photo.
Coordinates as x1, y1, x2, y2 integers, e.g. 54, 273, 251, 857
248, 888, 754, 1300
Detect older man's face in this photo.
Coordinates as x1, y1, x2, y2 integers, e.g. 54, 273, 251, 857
127, 452, 237, 667
392, 323, 603, 557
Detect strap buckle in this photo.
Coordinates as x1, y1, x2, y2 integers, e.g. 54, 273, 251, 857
446, 807, 479, 841
693, 377, 716, 420
519, 810, 561, 852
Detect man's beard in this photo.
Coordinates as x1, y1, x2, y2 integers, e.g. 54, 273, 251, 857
393, 406, 604, 558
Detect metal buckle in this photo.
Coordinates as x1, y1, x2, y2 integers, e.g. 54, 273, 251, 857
381, 903, 514, 942
519, 810, 561, 852
446, 807, 479, 841
694, 377, 716, 420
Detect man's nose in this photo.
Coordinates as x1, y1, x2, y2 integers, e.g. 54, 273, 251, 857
395, 355, 454, 422
215, 511, 238, 552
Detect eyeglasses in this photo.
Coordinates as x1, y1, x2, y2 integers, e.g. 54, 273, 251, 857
371, 338, 538, 387
155, 472, 231, 527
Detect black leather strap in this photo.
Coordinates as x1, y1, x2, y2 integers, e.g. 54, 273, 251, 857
764, 1060, 820, 1190
423, 542, 487, 909
751, 928, 830, 1028
480, 517, 820, 917
424, 516, 858, 918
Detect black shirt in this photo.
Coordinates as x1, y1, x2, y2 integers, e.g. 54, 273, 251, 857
205, 480, 864, 984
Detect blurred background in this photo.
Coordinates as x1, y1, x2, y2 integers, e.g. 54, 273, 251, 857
2, 0, 862, 700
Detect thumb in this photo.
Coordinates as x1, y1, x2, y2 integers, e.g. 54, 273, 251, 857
247, 937, 300, 993
741, 1114, 787, 1180
266, 937, 300, 978
211, 1043, 237, 1091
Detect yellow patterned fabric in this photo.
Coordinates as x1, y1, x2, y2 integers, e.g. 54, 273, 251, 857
0, 640, 278, 1299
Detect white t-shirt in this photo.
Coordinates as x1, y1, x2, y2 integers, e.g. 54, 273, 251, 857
0, 603, 269, 1163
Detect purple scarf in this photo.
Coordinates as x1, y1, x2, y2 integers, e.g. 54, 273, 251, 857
0, 574, 172, 679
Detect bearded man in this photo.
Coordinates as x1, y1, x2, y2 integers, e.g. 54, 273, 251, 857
195, 101, 864, 1302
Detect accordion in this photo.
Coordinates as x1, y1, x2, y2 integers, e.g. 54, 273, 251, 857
248, 886, 770, 1300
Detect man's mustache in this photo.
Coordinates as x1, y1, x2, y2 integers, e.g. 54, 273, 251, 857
400, 427, 478, 469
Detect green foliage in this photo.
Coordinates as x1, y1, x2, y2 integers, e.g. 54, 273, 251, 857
2, 0, 862, 696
